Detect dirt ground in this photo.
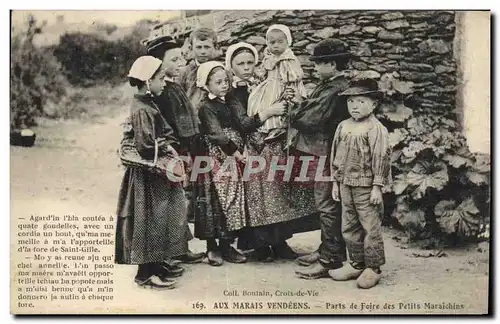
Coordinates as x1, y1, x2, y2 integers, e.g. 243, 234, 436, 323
10, 110, 490, 315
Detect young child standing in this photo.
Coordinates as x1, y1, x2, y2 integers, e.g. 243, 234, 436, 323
147, 35, 200, 157
194, 61, 288, 265
328, 78, 392, 289
292, 38, 351, 280
146, 35, 206, 265
247, 24, 307, 142
115, 56, 187, 289
177, 28, 219, 118
195, 61, 251, 266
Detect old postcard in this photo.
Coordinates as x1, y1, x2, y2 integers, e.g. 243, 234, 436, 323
10, 9, 491, 315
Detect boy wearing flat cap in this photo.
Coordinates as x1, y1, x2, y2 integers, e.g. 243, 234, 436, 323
329, 78, 392, 289
292, 39, 351, 279
146, 35, 206, 265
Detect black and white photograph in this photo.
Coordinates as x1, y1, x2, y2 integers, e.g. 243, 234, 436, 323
9, 8, 491, 315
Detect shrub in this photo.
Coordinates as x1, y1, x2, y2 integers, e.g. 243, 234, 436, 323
52, 25, 146, 87
10, 15, 67, 129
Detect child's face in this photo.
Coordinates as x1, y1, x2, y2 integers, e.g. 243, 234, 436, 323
207, 68, 229, 98
231, 51, 256, 80
267, 30, 288, 56
192, 38, 216, 63
149, 69, 166, 96
162, 48, 186, 78
314, 61, 336, 80
347, 95, 377, 120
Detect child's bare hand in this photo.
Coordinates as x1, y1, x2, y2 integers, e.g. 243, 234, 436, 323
370, 186, 383, 205
331, 182, 340, 201
289, 96, 301, 106
283, 88, 295, 100
269, 101, 287, 116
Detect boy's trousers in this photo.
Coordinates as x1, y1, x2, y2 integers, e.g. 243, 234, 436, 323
316, 180, 347, 263
339, 184, 386, 268
291, 150, 346, 263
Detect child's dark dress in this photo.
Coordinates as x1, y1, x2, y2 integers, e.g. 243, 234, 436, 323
194, 94, 262, 240
115, 94, 188, 264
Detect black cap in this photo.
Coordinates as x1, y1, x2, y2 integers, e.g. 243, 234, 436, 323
146, 35, 183, 58
339, 78, 383, 99
310, 38, 351, 62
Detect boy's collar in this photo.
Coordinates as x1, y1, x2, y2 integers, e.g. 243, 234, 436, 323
164, 76, 174, 83
208, 92, 225, 102
351, 114, 375, 122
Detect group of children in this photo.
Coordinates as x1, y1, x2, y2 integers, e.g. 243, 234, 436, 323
115, 22, 392, 291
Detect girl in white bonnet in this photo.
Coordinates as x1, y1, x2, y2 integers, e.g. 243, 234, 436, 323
115, 56, 187, 290
247, 24, 308, 142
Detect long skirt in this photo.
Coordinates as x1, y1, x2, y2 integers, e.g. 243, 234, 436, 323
193, 130, 247, 240
115, 167, 188, 264
238, 133, 319, 250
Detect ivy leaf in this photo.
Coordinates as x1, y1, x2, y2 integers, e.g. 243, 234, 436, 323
391, 149, 403, 164
392, 196, 426, 231
389, 128, 408, 148
379, 101, 413, 123
443, 154, 474, 169
465, 154, 490, 185
392, 173, 408, 195
432, 146, 446, 158
422, 129, 443, 146
401, 141, 430, 164
407, 160, 449, 200
407, 117, 430, 136
438, 117, 457, 130
472, 154, 491, 173
434, 200, 455, 217
465, 171, 489, 185
425, 115, 436, 128
435, 198, 481, 237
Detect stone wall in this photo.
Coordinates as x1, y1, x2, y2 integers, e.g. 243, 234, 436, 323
214, 10, 457, 115
157, 10, 458, 115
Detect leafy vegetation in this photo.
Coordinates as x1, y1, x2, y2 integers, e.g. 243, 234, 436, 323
11, 15, 67, 129
374, 72, 490, 244
52, 28, 146, 87
10, 15, 146, 129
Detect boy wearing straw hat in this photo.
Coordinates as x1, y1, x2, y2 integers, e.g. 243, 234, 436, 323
292, 39, 351, 279
329, 78, 392, 289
